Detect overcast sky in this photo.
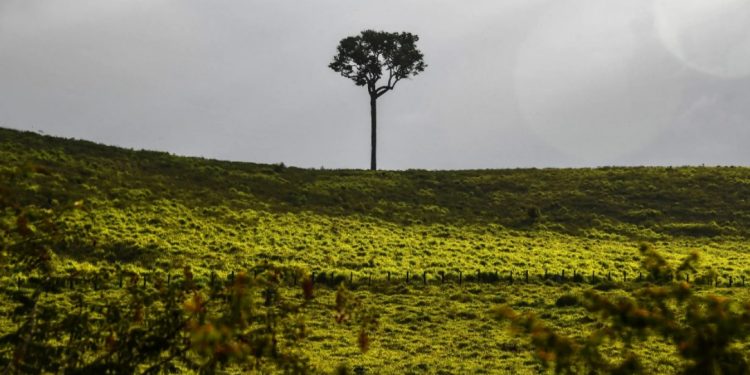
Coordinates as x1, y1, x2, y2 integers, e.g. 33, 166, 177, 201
1, 0, 749, 169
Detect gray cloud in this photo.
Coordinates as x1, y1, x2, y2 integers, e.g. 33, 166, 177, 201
1, 0, 748, 169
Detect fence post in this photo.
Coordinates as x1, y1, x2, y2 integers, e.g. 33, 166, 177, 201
387, 271, 391, 283
440, 271, 445, 284
423, 271, 427, 285
459, 271, 462, 286
525, 270, 529, 283
623, 271, 626, 282
406, 271, 410, 283
729, 276, 733, 287
167, 274, 171, 287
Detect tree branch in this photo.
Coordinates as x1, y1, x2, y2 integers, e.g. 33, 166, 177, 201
375, 86, 390, 98
390, 75, 403, 90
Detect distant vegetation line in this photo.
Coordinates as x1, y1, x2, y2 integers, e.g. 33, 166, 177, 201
2, 126, 749, 238
14, 265, 747, 293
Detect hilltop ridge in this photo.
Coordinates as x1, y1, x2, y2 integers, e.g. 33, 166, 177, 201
2, 126, 748, 239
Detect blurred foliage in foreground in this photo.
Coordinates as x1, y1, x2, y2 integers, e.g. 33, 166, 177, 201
0, 161, 371, 374
1, 184, 318, 373
496, 244, 750, 374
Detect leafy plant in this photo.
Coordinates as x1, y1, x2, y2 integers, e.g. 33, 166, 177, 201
495, 248, 750, 374
0, 168, 317, 374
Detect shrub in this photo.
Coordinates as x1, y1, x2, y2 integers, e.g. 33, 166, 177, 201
527, 206, 542, 222
554, 294, 579, 308
660, 222, 724, 237
495, 248, 750, 374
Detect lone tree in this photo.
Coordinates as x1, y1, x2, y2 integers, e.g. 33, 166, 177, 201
329, 30, 426, 170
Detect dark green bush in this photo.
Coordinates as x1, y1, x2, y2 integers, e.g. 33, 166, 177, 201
554, 294, 579, 308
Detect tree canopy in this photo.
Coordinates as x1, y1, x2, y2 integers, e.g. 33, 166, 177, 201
329, 30, 426, 99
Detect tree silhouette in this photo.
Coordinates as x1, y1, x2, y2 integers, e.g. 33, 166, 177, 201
329, 30, 426, 170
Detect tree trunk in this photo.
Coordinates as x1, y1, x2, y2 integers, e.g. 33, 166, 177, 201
370, 95, 377, 171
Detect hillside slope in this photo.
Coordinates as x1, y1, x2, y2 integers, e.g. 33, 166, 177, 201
3, 127, 749, 237
3, 125, 750, 276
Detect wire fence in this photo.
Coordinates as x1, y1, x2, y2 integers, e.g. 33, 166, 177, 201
7, 266, 748, 293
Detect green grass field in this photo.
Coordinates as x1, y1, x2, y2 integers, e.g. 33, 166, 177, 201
2, 127, 750, 373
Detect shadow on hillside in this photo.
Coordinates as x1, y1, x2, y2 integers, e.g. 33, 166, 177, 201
3, 127, 750, 239
57, 239, 161, 267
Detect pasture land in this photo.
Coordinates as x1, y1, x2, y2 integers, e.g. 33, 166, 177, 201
2, 127, 750, 373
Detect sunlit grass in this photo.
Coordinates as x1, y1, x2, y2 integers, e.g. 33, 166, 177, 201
2, 127, 750, 373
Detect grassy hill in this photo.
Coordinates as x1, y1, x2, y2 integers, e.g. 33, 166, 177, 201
2, 126, 750, 373
4, 127, 750, 236
2, 126, 750, 273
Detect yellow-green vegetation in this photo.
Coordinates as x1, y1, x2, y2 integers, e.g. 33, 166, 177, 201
496, 246, 750, 374
2, 127, 750, 373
